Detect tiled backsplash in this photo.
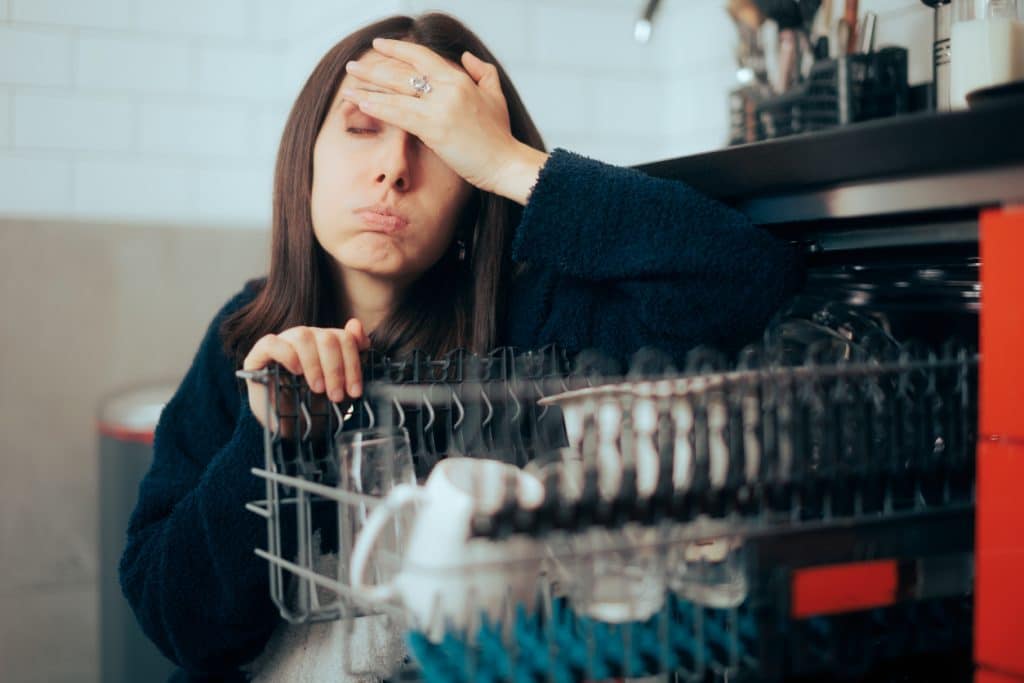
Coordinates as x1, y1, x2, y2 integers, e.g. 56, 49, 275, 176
0, 0, 933, 229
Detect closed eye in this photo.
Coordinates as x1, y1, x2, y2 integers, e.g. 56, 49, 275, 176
346, 127, 377, 135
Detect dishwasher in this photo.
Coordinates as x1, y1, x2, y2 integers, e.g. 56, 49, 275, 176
239, 109, 1022, 681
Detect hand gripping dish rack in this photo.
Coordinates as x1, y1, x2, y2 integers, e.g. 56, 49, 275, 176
239, 334, 978, 683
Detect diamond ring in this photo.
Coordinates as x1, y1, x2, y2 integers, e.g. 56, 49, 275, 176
409, 74, 432, 97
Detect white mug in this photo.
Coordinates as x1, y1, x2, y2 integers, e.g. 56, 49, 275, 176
349, 457, 544, 641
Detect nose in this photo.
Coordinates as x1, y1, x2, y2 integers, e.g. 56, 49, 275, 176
374, 130, 415, 192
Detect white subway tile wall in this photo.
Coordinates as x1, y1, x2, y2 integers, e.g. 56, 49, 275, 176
77, 33, 193, 94
14, 91, 136, 152
139, 100, 250, 158
0, 25, 74, 86
0, 153, 73, 214
0, 85, 10, 146
74, 158, 194, 221
407, 0, 532, 66
195, 163, 273, 225
11, 0, 139, 31
136, 0, 250, 40
0, 0, 934, 228
195, 43, 287, 100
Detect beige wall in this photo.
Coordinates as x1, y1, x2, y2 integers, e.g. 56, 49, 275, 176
0, 218, 267, 682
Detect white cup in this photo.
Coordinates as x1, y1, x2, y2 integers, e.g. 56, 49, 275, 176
349, 457, 544, 641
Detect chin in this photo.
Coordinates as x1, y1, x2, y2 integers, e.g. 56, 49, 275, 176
338, 250, 411, 278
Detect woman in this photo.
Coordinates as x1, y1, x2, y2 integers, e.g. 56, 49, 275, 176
120, 12, 804, 682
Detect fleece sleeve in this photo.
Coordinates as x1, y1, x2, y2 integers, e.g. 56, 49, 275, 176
118, 287, 280, 676
509, 148, 806, 355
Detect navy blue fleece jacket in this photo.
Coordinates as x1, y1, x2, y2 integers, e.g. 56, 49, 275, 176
119, 148, 804, 681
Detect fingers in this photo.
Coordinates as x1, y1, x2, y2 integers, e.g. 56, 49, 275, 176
460, 51, 492, 84
249, 325, 369, 403
341, 73, 393, 96
314, 329, 346, 403
243, 334, 303, 375
341, 87, 427, 132
344, 318, 371, 350
312, 327, 363, 401
280, 327, 327, 393
371, 37, 452, 77
345, 59, 420, 98
336, 329, 364, 398
463, 52, 502, 96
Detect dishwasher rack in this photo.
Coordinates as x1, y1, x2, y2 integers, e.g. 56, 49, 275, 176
239, 334, 977, 682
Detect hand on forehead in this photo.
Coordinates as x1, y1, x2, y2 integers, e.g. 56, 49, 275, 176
343, 41, 464, 96
335, 37, 518, 197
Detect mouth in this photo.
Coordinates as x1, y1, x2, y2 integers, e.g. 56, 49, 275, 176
355, 205, 410, 233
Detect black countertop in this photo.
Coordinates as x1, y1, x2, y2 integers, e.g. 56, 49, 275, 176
634, 96, 1024, 204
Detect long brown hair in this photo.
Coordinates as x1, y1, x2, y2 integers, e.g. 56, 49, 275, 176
221, 13, 546, 366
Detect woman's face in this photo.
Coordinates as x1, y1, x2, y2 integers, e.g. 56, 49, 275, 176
310, 50, 474, 288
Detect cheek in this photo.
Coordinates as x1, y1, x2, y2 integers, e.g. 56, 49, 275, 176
312, 151, 345, 205
311, 151, 357, 235
425, 184, 470, 247
430, 173, 473, 223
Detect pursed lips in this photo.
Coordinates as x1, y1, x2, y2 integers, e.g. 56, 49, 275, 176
355, 205, 409, 233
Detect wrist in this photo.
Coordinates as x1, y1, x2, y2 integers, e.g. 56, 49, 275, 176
495, 140, 549, 206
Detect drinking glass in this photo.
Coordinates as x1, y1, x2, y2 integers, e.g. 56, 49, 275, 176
335, 426, 417, 594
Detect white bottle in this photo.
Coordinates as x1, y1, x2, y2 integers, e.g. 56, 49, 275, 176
950, 0, 1024, 108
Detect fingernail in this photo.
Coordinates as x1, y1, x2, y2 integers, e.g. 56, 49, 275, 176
330, 389, 343, 402
350, 382, 361, 397
341, 87, 357, 99
313, 378, 324, 393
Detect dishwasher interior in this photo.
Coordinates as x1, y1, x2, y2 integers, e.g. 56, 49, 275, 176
240, 209, 981, 682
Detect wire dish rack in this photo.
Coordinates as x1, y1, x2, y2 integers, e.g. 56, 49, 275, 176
239, 332, 977, 682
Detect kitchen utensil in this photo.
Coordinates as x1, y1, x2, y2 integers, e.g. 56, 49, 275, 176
777, 27, 800, 92
754, 0, 807, 29
922, 0, 953, 110
859, 11, 878, 53
349, 457, 545, 641
634, 0, 661, 43
844, 0, 860, 52
811, 0, 835, 39
832, 17, 852, 57
728, 0, 767, 31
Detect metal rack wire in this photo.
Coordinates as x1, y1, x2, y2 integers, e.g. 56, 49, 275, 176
239, 332, 977, 682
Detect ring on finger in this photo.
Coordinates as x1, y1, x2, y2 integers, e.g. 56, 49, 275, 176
409, 74, 432, 97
